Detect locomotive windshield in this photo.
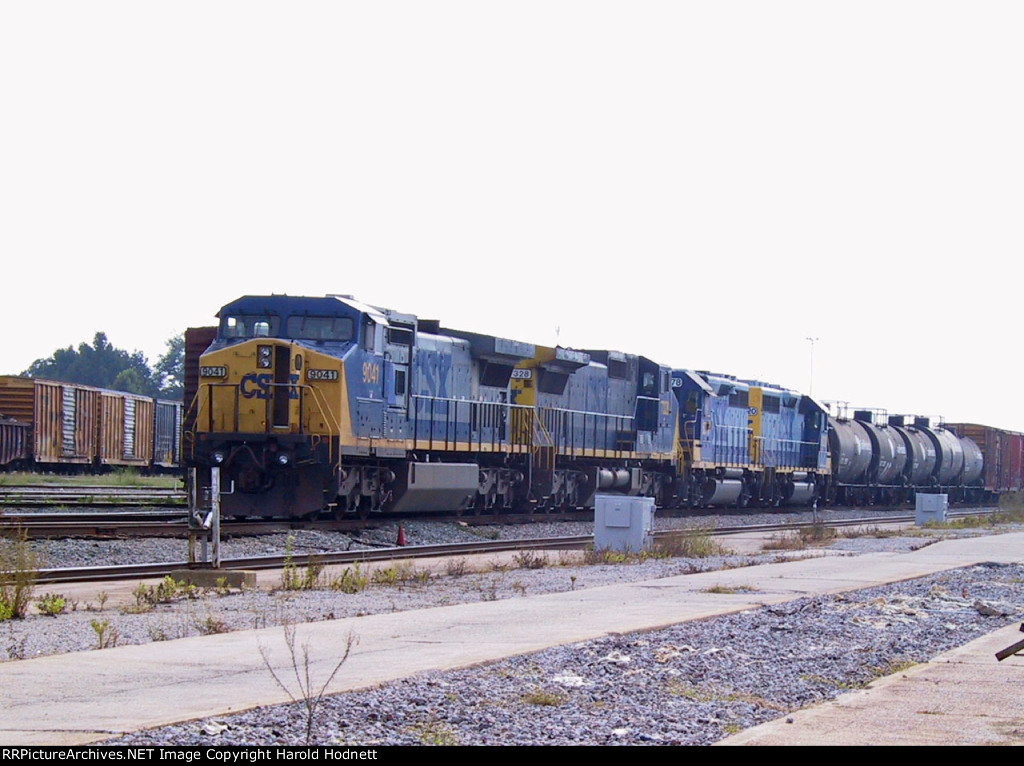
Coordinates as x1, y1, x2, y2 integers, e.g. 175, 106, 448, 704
219, 313, 355, 342
220, 314, 281, 339
285, 315, 355, 341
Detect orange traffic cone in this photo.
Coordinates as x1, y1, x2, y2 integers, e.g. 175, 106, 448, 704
396, 524, 406, 546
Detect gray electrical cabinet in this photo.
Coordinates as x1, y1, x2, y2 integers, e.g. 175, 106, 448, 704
594, 494, 655, 553
915, 493, 948, 525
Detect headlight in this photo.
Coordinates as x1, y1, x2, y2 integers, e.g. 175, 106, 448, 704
277, 452, 290, 466
258, 345, 273, 369
211, 450, 226, 464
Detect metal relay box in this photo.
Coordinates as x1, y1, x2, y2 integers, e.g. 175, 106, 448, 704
594, 494, 655, 553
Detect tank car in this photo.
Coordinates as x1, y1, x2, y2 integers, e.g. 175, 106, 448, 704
826, 411, 987, 504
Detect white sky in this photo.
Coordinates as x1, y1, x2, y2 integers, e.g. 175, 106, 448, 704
2, 2, 1021, 429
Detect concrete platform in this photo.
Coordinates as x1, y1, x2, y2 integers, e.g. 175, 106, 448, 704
719, 621, 1024, 746
2, 532, 1024, 746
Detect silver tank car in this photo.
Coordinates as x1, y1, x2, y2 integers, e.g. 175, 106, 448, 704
927, 427, 965, 485
859, 420, 907, 484
893, 424, 937, 484
828, 417, 873, 483
960, 436, 984, 485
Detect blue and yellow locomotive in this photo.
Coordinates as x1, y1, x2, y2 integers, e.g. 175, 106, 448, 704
671, 371, 830, 508
187, 294, 679, 517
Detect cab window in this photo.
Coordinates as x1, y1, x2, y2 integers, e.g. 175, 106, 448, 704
221, 315, 281, 339
285, 315, 355, 341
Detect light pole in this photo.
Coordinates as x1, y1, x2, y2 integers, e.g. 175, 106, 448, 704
806, 336, 819, 395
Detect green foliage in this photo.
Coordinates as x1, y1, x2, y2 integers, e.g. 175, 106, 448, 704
409, 721, 459, 746
35, 593, 66, 616
152, 334, 185, 399
654, 524, 724, 558
370, 561, 430, 586
0, 530, 41, 620
513, 550, 549, 569
279, 536, 324, 591
521, 687, 566, 706
21, 330, 184, 399
329, 564, 369, 594
90, 618, 119, 649
125, 576, 195, 612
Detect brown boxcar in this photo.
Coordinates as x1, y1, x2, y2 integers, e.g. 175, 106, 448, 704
0, 415, 30, 468
153, 399, 183, 468
0, 376, 100, 466
947, 423, 1024, 493
98, 389, 155, 467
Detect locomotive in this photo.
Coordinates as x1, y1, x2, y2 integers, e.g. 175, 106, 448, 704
184, 293, 1016, 518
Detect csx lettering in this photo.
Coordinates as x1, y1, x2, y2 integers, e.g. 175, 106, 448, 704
362, 362, 380, 385
240, 373, 300, 399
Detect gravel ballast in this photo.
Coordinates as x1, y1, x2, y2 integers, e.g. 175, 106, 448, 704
4, 513, 1023, 746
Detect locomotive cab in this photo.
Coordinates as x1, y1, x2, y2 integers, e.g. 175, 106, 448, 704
190, 295, 368, 517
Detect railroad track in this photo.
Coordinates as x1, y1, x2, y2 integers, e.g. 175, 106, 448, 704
0, 484, 186, 507
31, 509, 993, 585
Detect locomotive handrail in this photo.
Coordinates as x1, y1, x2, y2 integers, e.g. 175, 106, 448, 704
752, 435, 819, 470
409, 394, 533, 452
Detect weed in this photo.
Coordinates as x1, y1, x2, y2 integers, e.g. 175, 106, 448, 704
4, 626, 27, 660
513, 550, 549, 570
329, 564, 369, 594
521, 687, 566, 706
463, 526, 500, 541
0, 529, 42, 620
584, 548, 631, 565
801, 522, 836, 544
701, 584, 757, 594
258, 621, 357, 745
196, 612, 229, 635
445, 558, 468, 577
280, 540, 323, 591
761, 532, 807, 551
371, 567, 398, 586
840, 525, 898, 539
126, 576, 194, 613
90, 619, 119, 649
34, 593, 67, 617
869, 659, 917, 677
654, 524, 724, 558
409, 720, 459, 746
511, 580, 527, 596
369, 561, 428, 586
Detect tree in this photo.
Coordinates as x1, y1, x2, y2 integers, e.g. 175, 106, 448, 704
151, 334, 184, 400
23, 332, 159, 396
